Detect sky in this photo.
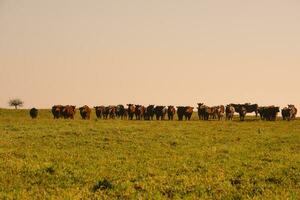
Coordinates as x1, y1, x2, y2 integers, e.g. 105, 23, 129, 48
0, 0, 299, 109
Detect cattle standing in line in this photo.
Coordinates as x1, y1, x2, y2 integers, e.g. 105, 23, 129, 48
154, 106, 167, 120
225, 105, 235, 120
94, 106, 105, 119
167, 106, 176, 120
62, 105, 76, 119
29, 108, 38, 119
52, 105, 64, 119
145, 105, 155, 120
127, 104, 136, 120
79, 105, 91, 120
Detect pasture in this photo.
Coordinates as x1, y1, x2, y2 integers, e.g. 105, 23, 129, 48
0, 109, 299, 199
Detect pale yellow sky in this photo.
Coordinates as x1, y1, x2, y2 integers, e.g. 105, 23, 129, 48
0, 0, 299, 109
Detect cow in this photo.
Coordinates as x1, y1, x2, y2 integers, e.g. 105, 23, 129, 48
116, 105, 127, 119
167, 106, 176, 120
104, 106, 116, 119
230, 104, 247, 121
154, 106, 167, 120
29, 108, 38, 119
127, 104, 136, 120
52, 105, 64, 119
244, 103, 259, 117
79, 105, 91, 120
177, 106, 186, 121
145, 105, 155, 120
282, 105, 297, 121
282, 107, 292, 121
135, 105, 145, 120
177, 106, 193, 121
184, 106, 194, 120
197, 103, 206, 120
215, 105, 225, 120
198, 104, 215, 120
62, 105, 76, 119
288, 105, 297, 120
239, 106, 247, 121
94, 106, 105, 119
258, 106, 280, 121
225, 105, 235, 120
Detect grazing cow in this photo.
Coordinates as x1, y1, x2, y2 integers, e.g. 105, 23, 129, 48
145, 105, 155, 120
225, 105, 235, 120
167, 106, 176, 120
29, 108, 38, 119
52, 105, 64, 119
154, 106, 167, 120
79, 105, 91, 120
94, 106, 105, 119
62, 105, 76, 119
127, 104, 136, 120
135, 105, 145, 120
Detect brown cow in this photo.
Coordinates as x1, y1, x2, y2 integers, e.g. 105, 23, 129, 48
52, 105, 64, 119
79, 105, 91, 120
62, 105, 76, 119
127, 104, 136, 120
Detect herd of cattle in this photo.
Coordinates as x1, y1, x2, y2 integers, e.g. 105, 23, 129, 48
29, 103, 298, 121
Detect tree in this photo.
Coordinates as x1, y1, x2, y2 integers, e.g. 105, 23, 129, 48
8, 98, 24, 109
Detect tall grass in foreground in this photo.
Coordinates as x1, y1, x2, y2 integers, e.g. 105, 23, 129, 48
0, 109, 299, 199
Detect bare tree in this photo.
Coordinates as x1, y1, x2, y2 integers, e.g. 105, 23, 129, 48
8, 98, 24, 109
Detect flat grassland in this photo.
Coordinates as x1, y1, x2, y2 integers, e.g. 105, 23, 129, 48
0, 109, 299, 199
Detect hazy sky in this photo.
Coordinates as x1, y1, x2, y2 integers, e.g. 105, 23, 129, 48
0, 0, 299, 109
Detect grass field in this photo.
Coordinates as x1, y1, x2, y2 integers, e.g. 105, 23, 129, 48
0, 109, 299, 199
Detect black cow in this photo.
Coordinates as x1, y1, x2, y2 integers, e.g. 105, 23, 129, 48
154, 106, 167, 120
145, 105, 155, 120
29, 108, 38, 119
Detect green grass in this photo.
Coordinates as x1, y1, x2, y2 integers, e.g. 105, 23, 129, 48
0, 109, 299, 199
